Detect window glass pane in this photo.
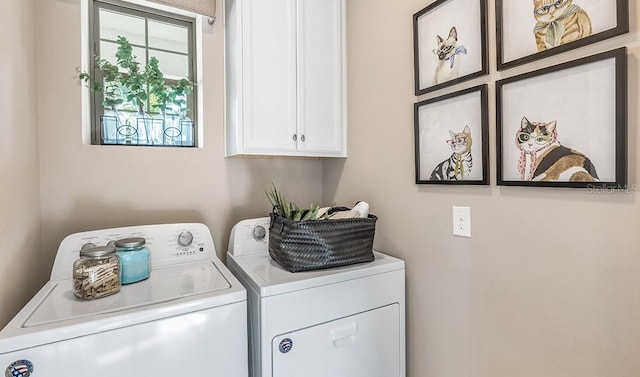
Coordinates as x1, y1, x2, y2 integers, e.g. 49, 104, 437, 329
93, 2, 196, 147
148, 20, 188, 54
98, 40, 120, 66
99, 9, 145, 45
99, 41, 146, 71
150, 50, 189, 78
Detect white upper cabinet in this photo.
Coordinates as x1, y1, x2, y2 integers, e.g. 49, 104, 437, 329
225, 0, 346, 157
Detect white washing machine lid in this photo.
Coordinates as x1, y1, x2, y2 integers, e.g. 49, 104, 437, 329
0, 260, 245, 353
228, 251, 404, 297
25, 261, 230, 327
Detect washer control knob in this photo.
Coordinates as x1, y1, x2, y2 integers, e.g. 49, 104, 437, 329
177, 231, 194, 247
252, 225, 267, 241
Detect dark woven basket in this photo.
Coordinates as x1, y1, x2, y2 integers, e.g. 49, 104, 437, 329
268, 208, 377, 272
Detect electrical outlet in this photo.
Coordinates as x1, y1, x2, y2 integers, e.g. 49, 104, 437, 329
452, 206, 471, 238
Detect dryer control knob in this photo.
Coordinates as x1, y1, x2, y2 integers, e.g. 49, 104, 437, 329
252, 225, 266, 241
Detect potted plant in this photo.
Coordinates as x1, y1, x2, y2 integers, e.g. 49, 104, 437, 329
145, 56, 194, 142
79, 36, 194, 145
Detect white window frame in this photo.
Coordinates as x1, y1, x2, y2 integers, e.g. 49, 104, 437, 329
80, 0, 205, 147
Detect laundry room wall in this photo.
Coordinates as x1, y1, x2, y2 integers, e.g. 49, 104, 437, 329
324, 1, 640, 376
0, 0, 43, 327
20, 0, 324, 323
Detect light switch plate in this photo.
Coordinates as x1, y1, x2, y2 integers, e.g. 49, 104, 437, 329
452, 206, 471, 238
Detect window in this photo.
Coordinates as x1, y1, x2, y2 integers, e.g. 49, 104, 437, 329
89, 0, 197, 146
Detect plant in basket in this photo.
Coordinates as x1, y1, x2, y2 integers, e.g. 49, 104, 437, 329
265, 184, 377, 272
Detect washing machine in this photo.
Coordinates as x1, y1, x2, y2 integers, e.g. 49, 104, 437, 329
227, 217, 406, 377
0, 223, 247, 377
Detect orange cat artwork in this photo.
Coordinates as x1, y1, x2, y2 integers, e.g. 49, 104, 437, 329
532, 0, 592, 51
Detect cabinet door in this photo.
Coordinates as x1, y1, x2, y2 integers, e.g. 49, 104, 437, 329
242, 0, 297, 153
296, 0, 345, 155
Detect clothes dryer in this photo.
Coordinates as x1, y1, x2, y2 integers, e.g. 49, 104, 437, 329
227, 217, 405, 377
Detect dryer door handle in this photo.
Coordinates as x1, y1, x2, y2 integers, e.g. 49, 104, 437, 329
330, 323, 358, 347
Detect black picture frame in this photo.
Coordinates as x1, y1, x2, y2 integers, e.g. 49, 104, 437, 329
415, 84, 489, 185
496, 47, 627, 189
413, 0, 488, 95
496, 0, 629, 70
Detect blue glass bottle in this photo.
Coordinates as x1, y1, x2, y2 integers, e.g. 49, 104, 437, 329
115, 237, 151, 284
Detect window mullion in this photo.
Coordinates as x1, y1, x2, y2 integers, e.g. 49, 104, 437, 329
145, 18, 151, 114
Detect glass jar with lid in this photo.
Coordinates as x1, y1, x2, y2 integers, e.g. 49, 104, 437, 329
115, 237, 151, 284
73, 245, 121, 300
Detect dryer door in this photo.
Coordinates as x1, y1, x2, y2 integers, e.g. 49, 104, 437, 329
272, 304, 401, 377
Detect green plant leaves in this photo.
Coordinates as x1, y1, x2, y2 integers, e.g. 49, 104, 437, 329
77, 35, 195, 114
266, 184, 325, 222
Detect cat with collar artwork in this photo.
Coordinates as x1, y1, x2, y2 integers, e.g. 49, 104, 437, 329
432, 26, 467, 85
516, 116, 598, 182
533, 0, 592, 51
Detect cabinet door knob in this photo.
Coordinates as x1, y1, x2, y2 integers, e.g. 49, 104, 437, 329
293, 134, 297, 141
301, 135, 305, 142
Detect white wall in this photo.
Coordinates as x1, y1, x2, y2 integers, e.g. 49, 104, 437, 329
0, 0, 42, 327
326, 1, 640, 376
5, 1, 640, 376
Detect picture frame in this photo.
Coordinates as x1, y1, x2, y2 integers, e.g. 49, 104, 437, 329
496, 47, 626, 189
496, 0, 629, 70
415, 84, 489, 185
413, 0, 488, 95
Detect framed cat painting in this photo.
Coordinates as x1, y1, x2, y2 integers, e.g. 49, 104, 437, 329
496, 48, 626, 189
414, 84, 489, 185
496, 0, 629, 70
413, 0, 488, 95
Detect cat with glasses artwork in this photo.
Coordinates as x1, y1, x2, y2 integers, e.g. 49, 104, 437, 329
430, 126, 473, 181
533, 0, 592, 52
432, 26, 467, 85
516, 117, 598, 182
